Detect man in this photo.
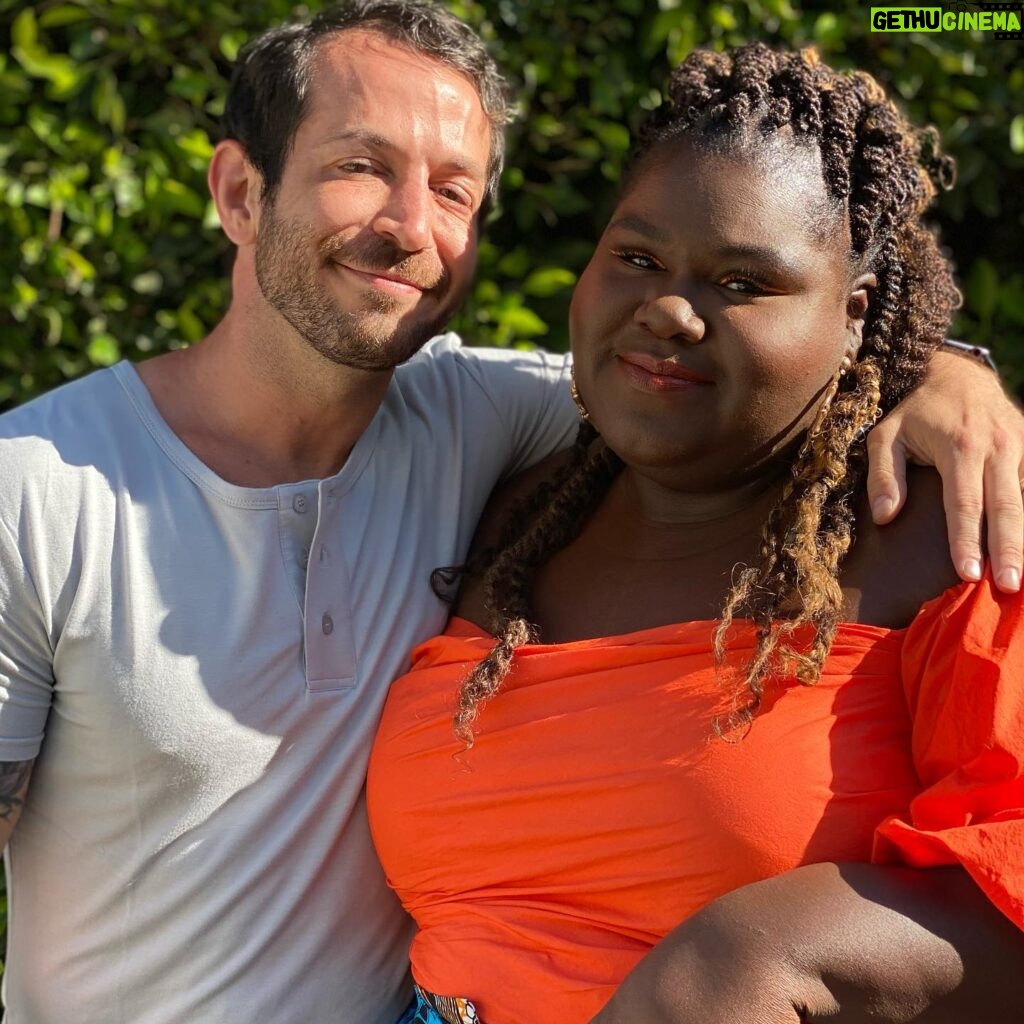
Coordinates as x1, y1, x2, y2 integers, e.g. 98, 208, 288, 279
0, 2, 1020, 1022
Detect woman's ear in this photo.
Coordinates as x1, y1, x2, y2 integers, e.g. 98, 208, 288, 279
845, 271, 877, 358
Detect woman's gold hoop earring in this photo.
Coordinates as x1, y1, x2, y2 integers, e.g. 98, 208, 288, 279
570, 367, 591, 423
817, 356, 853, 419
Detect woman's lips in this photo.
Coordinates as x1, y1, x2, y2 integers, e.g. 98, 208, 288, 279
616, 352, 714, 392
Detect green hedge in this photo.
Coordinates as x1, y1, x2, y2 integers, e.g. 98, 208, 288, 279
0, 0, 1022, 971
1, 0, 1022, 413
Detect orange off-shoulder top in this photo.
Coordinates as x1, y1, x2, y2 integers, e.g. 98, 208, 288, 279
367, 577, 1024, 1024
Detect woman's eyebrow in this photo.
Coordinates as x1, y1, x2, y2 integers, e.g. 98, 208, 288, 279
606, 219, 811, 277
605, 214, 671, 244
714, 244, 808, 276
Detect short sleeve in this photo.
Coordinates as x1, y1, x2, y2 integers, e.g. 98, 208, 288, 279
0, 515, 54, 760
873, 577, 1024, 931
455, 345, 578, 477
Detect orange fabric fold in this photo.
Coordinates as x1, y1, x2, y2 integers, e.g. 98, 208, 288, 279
367, 578, 1023, 1024
873, 576, 1024, 930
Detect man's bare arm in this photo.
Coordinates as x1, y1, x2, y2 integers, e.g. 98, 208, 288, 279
867, 350, 1024, 592
0, 759, 34, 848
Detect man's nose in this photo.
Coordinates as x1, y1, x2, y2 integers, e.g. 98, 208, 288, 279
372, 178, 433, 253
633, 293, 706, 344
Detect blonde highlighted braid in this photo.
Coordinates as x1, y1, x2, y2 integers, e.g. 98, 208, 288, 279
450, 421, 622, 744
453, 44, 960, 743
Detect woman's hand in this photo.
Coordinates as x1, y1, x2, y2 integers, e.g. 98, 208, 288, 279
590, 862, 1024, 1024
867, 349, 1024, 593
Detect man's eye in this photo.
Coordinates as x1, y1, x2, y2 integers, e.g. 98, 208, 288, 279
339, 160, 376, 174
611, 249, 663, 271
436, 185, 470, 206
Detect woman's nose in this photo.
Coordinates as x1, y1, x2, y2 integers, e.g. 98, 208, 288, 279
633, 294, 705, 343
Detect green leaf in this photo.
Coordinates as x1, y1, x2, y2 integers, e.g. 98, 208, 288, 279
219, 31, 247, 62
86, 335, 121, 367
24, 183, 49, 207
62, 247, 97, 282
131, 272, 164, 295
950, 88, 980, 112
12, 46, 80, 96
12, 276, 39, 309
709, 4, 738, 31
176, 129, 214, 162
497, 248, 531, 278
498, 305, 548, 337
812, 12, 843, 44
177, 305, 206, 342
41, 307, 63, 345
202, 201, 221, 230
158, 180, 205, 218
1011, 115, 1024, 155
39, 6, 93, 28
522, 266, 577, 297
93, 75, 127, 134
966, 258, 999, 324
11, 9, 38, 50
997, 275, 1024, 327
592, 122, 631, 152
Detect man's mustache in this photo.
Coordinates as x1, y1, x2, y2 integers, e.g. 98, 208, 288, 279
321, 235, 449, 293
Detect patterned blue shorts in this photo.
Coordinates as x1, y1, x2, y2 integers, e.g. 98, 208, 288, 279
397, 985, 481, 1024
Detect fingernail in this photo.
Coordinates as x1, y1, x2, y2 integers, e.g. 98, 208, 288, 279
872, 496, 895, 520
962, 558, 983, 581
997, 568, 1021, 592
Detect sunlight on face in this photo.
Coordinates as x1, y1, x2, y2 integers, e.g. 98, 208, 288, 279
570, 134, 860, 492
254, 31, 492, 371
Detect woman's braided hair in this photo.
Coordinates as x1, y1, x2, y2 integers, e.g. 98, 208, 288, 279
452, 44, 959, 744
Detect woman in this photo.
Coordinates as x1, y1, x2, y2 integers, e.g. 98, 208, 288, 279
369, 45, 1024, 1024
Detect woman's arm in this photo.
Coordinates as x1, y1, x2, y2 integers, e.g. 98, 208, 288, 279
591, 861, 1024, 1024
595, 573, 1024, 1024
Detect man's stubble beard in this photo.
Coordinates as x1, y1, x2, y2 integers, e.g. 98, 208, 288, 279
254, 204, 459, 372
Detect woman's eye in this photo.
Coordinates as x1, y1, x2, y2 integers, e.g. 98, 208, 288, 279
611, 249, 663, 271
721, 277, 766, 295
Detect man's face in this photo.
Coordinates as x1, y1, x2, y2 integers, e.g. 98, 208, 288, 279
254, 30, 492, 371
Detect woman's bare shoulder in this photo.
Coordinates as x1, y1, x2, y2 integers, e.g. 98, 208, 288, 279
454, 447, 577, 625
844, 466, 963, 627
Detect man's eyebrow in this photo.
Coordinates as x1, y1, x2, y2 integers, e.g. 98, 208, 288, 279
318, 128, 394, 151
317, 127, 486, 180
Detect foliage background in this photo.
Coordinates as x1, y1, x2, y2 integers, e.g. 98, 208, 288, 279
0, 0, 1023, 972
1, 0, 1023, 417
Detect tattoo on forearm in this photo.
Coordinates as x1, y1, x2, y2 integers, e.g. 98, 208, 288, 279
0, 760, 33, 821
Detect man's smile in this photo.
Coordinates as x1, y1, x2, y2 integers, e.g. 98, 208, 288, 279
334, 262, 430, 298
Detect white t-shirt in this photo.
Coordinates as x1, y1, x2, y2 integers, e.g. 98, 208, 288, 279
0, 335, 575, 1024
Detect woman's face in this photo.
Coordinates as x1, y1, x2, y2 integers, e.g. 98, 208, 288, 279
570, 136, 870, 493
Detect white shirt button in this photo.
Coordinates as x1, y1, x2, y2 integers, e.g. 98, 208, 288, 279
293, 494, 308, 513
